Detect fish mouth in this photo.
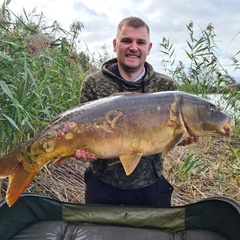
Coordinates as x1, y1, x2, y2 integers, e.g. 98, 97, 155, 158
221, 126, 231, 137
218, 120, 235, 137
223, 120, 235, 137
197, 119, 234, 138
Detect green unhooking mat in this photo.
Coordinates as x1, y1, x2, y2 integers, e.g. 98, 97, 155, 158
0, 193, 239, 240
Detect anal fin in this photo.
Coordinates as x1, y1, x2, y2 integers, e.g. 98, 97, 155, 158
119, 153, 143, 176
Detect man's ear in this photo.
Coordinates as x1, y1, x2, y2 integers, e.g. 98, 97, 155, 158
113, 39, 116, 52
148, 42, 153, 55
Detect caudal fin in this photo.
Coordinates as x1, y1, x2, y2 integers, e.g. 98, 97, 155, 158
6, 164, 37, 207
0, 147, 37, 206
0, 147, 22, 177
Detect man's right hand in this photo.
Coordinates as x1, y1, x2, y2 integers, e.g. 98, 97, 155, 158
75, 150, 97, 162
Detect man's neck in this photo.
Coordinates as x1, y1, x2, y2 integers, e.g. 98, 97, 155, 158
118, 65, 145, 82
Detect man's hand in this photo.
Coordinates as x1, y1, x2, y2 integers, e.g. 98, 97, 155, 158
178, 136, 199, 146
75, 150, 97, 162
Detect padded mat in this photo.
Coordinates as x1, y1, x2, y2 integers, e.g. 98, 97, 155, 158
11, 221, 228, 240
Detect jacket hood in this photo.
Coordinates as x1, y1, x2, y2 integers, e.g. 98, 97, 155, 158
101, 58, 155, 93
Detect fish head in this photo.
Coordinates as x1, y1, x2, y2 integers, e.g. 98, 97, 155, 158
180, 94, 234, 137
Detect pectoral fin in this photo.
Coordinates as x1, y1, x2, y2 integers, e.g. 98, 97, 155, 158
50, 155, 72, 165
162, 131, 184, 158
119, 153, 143, 176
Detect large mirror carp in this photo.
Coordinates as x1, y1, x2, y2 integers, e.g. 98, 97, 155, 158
0, 91, 234, 206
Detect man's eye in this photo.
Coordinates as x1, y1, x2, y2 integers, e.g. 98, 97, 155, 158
122, 40, 131, 43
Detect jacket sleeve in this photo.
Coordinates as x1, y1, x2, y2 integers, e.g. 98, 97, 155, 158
79, 75, 97, 103
167, 78, 178, 91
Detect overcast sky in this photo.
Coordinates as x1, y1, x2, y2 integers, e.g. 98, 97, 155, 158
8, 0, 240, 81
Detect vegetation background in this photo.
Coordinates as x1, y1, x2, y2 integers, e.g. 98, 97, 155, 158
0, 1, 239, 204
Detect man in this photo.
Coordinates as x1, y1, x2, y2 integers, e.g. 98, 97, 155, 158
76, 16, 196, 206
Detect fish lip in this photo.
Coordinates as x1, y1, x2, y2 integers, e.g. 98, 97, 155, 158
219, 120, 234, 137
221, 127, 231, 137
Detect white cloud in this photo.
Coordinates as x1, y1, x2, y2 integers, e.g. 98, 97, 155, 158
8, 0, 240, 81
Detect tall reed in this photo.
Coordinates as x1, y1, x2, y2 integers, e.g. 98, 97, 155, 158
0, 1, 91, 154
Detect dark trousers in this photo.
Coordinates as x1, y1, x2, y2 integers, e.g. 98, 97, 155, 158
84, 168, 173, 207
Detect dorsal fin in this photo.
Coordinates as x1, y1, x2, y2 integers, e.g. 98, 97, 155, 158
111, 92, 143, 97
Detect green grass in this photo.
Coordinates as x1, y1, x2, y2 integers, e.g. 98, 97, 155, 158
0, 1, 93, 153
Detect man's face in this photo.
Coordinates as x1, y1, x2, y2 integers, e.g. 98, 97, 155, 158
113, 24, 152, 73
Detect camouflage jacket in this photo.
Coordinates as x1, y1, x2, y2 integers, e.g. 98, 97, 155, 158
80, 58, 177, 189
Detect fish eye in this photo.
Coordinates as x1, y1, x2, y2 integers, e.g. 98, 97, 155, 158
209, 104, 217, 112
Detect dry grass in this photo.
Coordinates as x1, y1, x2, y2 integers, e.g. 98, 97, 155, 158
1, 136, 239, 206
165, 136, 240, 205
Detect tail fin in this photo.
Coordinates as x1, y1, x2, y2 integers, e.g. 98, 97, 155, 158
0, 147, 37, 206
6, 164, 37, 207
0, 147, 22, 177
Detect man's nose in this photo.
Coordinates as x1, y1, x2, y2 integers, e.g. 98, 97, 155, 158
129, 42, 138, 51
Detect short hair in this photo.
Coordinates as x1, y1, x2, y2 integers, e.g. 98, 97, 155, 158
116, 17, 150, 36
